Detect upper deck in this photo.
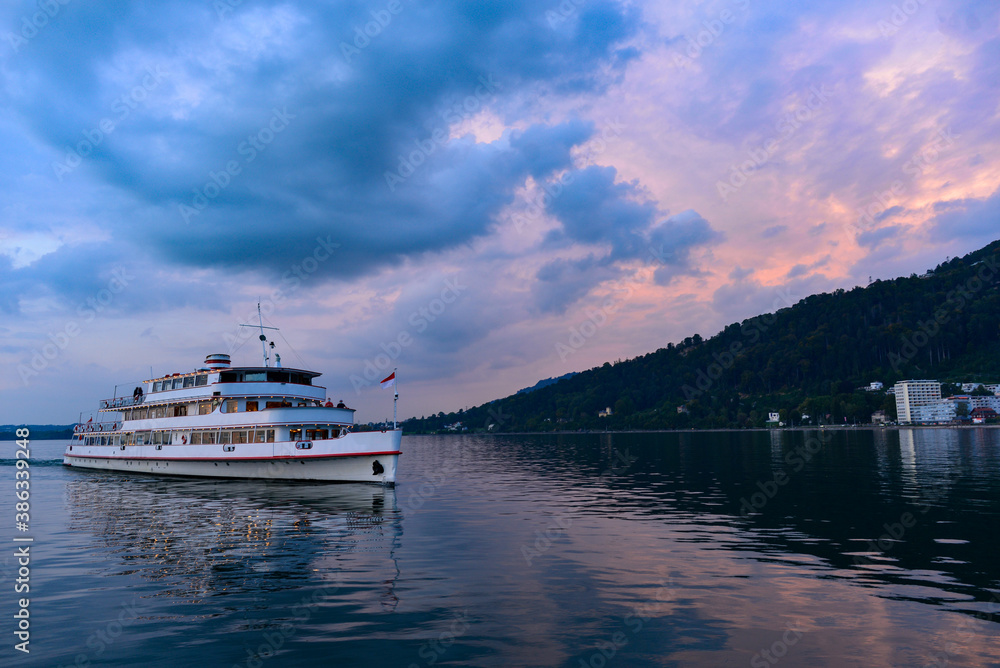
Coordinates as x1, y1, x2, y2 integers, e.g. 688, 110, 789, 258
101, 354, 327, 411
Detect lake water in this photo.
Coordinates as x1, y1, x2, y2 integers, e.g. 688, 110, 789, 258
3, 429, 1000, 667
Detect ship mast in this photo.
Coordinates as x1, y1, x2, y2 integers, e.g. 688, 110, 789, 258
238, 301, 279, 367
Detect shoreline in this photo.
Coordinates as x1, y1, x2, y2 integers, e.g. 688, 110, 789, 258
405, 424, 1000, 436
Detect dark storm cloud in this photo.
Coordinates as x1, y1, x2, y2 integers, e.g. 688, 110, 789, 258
1, 0, 642, 308
533, 166, 722, 312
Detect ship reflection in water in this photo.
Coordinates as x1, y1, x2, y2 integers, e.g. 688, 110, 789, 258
64, 475, 402, 611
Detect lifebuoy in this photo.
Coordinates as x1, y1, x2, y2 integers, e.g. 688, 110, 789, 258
182, 436, 187, 444
112, 422, 118, 430
73, 425, 81, 433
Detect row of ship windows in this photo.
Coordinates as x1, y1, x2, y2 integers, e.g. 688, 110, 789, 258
152, 375, 209, 392
150, 371, 315, 392
122, 399, 313, 420
80, 426, 344, 446
81, 429, 276, 446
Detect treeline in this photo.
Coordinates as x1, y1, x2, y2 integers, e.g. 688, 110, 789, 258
404, 239, 1000, 432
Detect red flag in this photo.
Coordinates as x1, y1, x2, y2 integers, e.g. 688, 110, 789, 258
380, 372, 396, 389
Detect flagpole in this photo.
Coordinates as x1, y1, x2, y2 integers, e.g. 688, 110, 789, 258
393, 367, 398, 430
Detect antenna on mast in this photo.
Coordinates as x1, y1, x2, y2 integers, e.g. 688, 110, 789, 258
238, 301, 279, 366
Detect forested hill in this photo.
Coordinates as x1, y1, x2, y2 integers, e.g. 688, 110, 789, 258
404, 239, 1000, 432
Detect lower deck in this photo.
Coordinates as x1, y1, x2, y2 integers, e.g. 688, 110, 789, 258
63, 429, 401, 484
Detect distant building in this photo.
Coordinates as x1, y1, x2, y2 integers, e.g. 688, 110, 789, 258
677, 405, 689, 414
598, 407, 613, 418
894, 380, 941, 424
866, 381, 884, 391
767, 412, 780, 423
871, 410, 888, 424
971, 407, 998, 424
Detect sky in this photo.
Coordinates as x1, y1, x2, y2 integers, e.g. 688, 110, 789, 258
2, 0, 999, 425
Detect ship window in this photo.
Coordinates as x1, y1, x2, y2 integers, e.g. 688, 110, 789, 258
153, 381, 162, 392
219, 431, 231, 444
290, 428, 302, 441
266, 429, 275, 442
220, 372, 237, 383
173, 406, 188, 417
191, 432, 202, 445
268, 371, 290, 383
225, 400, 238, 413
195, 374, 208, 386
245, 372, 266, 382
265, 401, 283, 408
183, 376, 195, 388
234, 430, 248, 444
246, 401, 258, 412
154, 407, 165, 418
198, 401, 212, 415
203, 432, 216, 444
253, 430, 266, 443
172, 378, 183, 389
136, 431, 150, 445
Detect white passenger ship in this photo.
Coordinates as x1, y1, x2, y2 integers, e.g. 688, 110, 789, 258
63, 348, 400, 484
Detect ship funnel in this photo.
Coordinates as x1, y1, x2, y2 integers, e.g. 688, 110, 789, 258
205, 353, 231, 370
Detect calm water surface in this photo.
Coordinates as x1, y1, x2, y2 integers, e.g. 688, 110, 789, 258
3, 429, 1000, 667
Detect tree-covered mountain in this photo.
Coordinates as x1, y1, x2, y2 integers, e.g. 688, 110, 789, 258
404, 239, 1000, 432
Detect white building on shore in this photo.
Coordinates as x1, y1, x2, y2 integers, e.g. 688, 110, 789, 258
894, 380, 941, 425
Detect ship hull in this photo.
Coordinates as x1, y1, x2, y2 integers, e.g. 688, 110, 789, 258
63, 430, 401, 484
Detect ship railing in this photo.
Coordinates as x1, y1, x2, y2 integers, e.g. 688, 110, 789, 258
99, 395, 146, 410
73, 421, 122, 434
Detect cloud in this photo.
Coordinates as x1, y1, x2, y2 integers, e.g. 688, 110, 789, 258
1, 0, 643, 310
857, 225, 903, 249
928, 185, 1000, 243
648, 210, 723, 285
534, 166, 722, 311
